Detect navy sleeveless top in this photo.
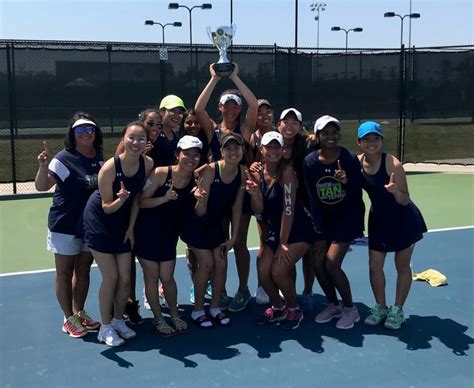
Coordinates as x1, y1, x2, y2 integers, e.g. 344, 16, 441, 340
134, 166, 195, 260
148, 130, 179, 167
361, 153, 427, 252
180, 162, 242, 249
260, 169, 315, 249
83, 155, 146, 254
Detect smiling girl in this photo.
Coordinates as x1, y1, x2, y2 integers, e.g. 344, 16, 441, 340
357, 121, 426, 330
35, 112, 103, 339
195, 63, 258, 312
247, 131, 315, 330
83, 122, 153, 346
181, 133, 247, 328
134, 135, 203, 337
303, 115, 365, 330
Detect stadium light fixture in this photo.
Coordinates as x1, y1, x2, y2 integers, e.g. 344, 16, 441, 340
144, 20, 182, 45
384, 11, 421, 47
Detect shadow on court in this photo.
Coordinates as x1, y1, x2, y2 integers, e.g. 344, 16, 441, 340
90, 296, 473, 371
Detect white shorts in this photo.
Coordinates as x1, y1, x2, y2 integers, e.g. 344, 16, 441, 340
47, 230, 90, 256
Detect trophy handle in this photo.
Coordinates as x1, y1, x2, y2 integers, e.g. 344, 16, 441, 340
231, 23, 236, 39
206, 26, 213, 42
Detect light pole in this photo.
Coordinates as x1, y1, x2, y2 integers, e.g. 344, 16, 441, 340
384, 11, 420, 161
168, 3, 212, 48
331, 26, 362, 78
169, 3, 212, 92
310, 2, 326, 54
384, 12, 420, 47
144, 20, 181, 95
144, 20, 182, 46
330, 26, 363, 55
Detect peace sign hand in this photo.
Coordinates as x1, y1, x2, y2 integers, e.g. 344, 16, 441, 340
37, 140, 50, 166
164, 180, 178, 202
245, 170, 259, 196
193, 175, 208, 201
334, 160, 348, 184
384, 173, 399, 193
117, 181, 131, 202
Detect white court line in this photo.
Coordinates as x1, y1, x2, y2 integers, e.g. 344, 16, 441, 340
1, 226, 473, 278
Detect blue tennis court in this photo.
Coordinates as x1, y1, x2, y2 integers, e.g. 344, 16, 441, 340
1, 227, 473, 387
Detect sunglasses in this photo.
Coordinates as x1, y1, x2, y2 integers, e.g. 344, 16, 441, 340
145, 120, 163, 129
74, 126, 96, 135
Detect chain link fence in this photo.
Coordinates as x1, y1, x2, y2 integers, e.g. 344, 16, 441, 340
1, 40, 473, 195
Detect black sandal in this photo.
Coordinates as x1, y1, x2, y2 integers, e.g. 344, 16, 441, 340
192, 314, 214, 329
212, 312, 231, 326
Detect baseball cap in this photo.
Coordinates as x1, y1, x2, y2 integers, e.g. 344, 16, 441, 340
313, 115, 340, 133
177, 135, 203, 150
219, 94, 242, 106
261, 131, 284, 147
257, 99, 272, 108
72, 118, 97, 129
279, 108, 302, 122
357, 121, 384, 138
159, 95, 186, 110
220, 132, 244, 147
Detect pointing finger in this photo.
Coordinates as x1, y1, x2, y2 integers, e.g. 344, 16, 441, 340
337, 160, 342, 171
389, 173, 395, 184
43, 140, 50, 154
120, 181, 126, 191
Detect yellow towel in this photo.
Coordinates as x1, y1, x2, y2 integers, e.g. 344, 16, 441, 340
412, 269, 448, 287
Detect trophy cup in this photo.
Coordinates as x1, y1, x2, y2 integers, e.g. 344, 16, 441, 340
206, 24, 236, 76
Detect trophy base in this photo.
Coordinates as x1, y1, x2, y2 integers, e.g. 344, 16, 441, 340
213, 62, 235, 77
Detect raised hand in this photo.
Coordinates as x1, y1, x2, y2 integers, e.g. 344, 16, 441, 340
249, 161, 262, 174
384, 173, 399, 193
210, 63, 221, 80
117, 181, 131, 201
334, 159, 348, 184
143, 141, 153, 155
37, 140, 50, 166
245, 170, 259, 196
229, 62, 239, 79
164, 180, 178, 202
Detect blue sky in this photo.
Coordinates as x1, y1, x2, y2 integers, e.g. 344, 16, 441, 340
0, 0, 472, 49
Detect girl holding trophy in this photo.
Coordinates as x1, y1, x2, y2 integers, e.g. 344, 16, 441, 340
194, 56, 258, 313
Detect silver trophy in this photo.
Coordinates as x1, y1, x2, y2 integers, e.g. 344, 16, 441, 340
206, 24, 236, 76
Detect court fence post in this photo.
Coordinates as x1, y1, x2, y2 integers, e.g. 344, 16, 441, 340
7, 43, 18, 194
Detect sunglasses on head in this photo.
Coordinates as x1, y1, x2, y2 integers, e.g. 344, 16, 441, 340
74, 126, 96, 135
146, 120, 163, 129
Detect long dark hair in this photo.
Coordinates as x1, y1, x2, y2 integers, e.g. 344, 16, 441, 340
263, 157, 290, 189
65, 112, 103, 154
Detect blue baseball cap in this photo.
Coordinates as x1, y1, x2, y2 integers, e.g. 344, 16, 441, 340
357, 121, 384, 138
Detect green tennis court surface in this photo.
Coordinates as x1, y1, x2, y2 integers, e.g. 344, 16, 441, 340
1, 172, 473, 274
